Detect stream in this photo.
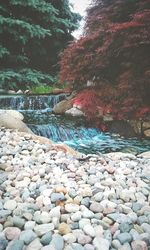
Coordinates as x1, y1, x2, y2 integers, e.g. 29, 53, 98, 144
0, 94, 150, 154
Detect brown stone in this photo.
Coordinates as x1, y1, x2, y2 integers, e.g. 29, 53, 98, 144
58, 222, 71, 235
53, 99, 72, 114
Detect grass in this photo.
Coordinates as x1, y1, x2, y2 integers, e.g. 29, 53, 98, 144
30, 85, 55, 94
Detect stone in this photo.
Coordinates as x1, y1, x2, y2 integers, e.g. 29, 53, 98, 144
4, 200, 17, 211
71, 211, 82, 222
12, 216, 25, 229
4, 227, 21, 240
0, 237, 8, 250
63, 233, 76, 243
0, 110, 24, 121
49, 206, 60, 220
84, 244, 95, 250
24, 221, 36, 230
34, 223, 54, 236
6, 240, 24, 250
65, 107, 84, 117
83, 224, 95, 237
117, 233, 133, 244
50, 234, 64, 250
58, 223, 71, 235
53, 99, 72, 114
19, 230, 37, 245
51, 193, 65, 203
65, 204, 79, 213
141, 223, 150, 234
26, 238, 42, 250
90, 202, 103, 213
119, 223, 133, 233
71, 243, 84, 250
0, 112, 32, 134
40, 232, 52, 246
33, 211, 51, 224
131, 240, 148, 250
93, 237, 110, 250
77, 234, 92, 245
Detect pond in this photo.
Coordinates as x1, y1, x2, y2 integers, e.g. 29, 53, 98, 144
0, 94, 150, 154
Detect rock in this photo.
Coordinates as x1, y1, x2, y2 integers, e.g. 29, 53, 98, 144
6, 240, 24, 250
4, 227, 21, 240
51, 193, 65, 203
12, 217, 25, 229
26, 238, 42, 250
119, 223, 133, 233
16, 90, 23, 94
53, 99, 72, 114
90, 202, 103, 213
0, 110, 24, 121
40, 232, 52, 245
78, 234, 92, 245
141, 223, 150, 234
109, 120, 136, 138
33, 211, 51, 224
71, 243, 84, 250
63, 233, 76, 243
50, 234, 64, 250
138, 151, 150, 159
7, 90, 16, 94
24, 221, 36, 230
71, 211, 82, 222
65, 107, 84, 117
19, 230, 37, 244
50, 206, 61, 219
83, 224, 95, 237
0, 237, 8, 250
65, 204, 79, 213
117, 233, 133, 244
58, 223, 71, 235
93, 237, 110, 250
131, 240, 148, 250
0, 112, 33, 134
34, 223, 54, 236
4, 200, 17, 210
84, 244, 95, 250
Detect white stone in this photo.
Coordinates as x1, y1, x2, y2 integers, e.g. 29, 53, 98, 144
4, 200, 17, 210
83, 224, 95, 237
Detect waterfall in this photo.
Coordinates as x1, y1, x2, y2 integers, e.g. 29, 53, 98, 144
0, 94, 149, 154
0, 94, 67, 111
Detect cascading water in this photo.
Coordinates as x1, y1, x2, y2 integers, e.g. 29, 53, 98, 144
0, 94, 150, 154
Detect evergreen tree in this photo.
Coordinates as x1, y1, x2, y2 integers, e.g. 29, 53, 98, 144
0, 0, 81, 90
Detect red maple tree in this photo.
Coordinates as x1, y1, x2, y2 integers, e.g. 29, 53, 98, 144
60, 0, 150, 121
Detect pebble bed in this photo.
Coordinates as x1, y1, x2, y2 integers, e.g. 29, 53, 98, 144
0, 128, 150, 250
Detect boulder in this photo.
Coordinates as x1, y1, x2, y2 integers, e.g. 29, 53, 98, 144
143, 121, 150, 138
0, 110, 24, 121
0, 111, 33, 134
108, 120, 136, 138
129, 120, 150, 138
53, 99, 72, 114
65, 107, 85, 117
7, 90, 16, 94
16, 89, 23, 94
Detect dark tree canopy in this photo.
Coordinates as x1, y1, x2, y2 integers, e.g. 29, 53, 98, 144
60, 0, 150, 120
0, 0, 81, 89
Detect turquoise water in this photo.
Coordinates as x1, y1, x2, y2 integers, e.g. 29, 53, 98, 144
0, 94, 150, 154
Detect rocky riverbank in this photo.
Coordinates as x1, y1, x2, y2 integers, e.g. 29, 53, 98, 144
0, 128, 150, 250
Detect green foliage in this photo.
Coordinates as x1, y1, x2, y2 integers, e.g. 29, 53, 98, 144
0, 0, 81, 90
30, 85, 55, 94
0, 69, 56, 90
